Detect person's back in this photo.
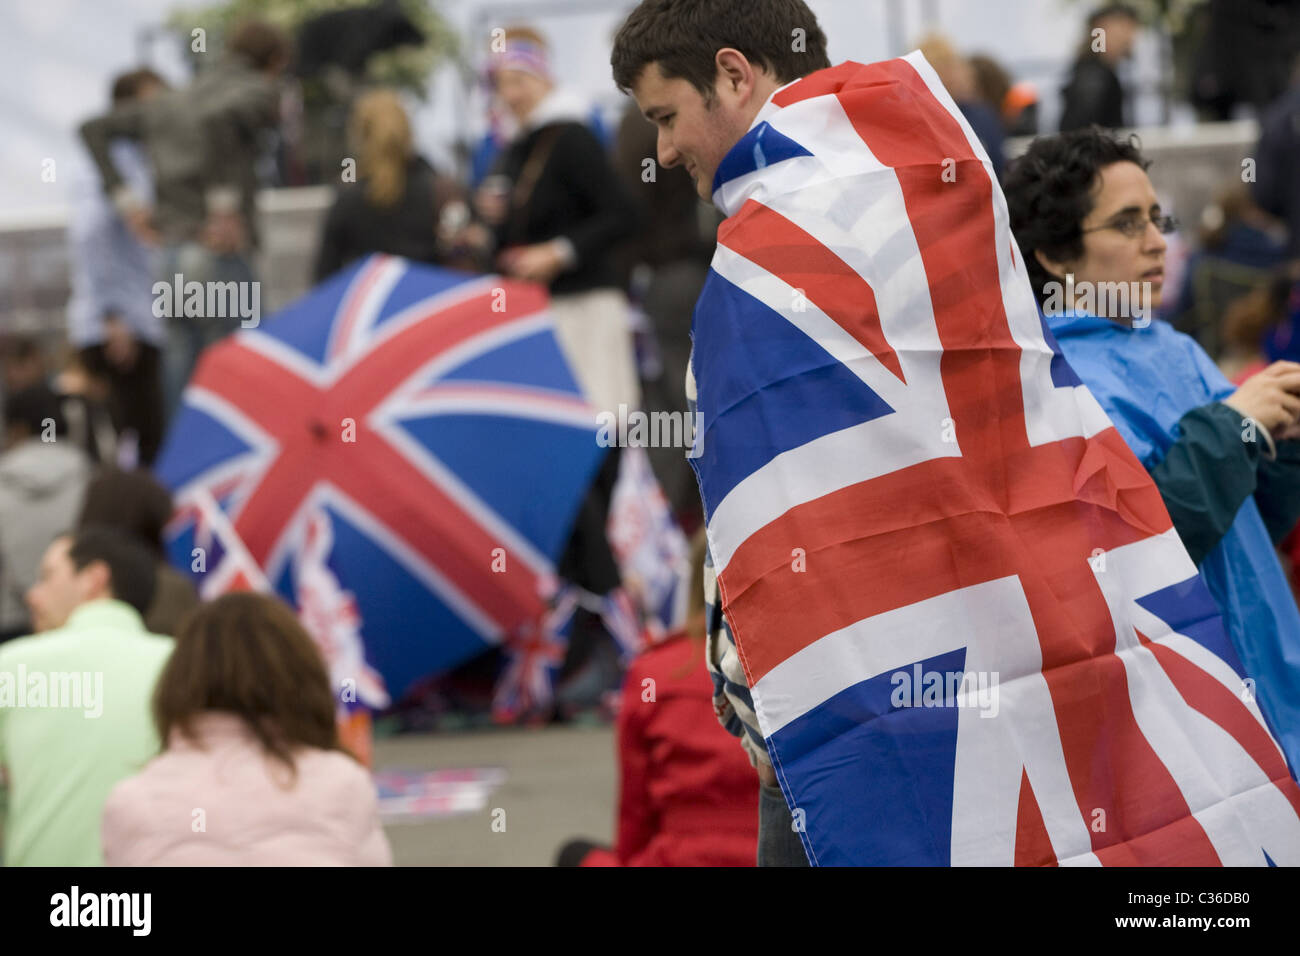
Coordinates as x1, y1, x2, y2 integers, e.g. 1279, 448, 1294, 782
1058, 4, 1139, 132
0, 599, 171, 864
0, 387, 91, 639
314, 91, 468, 281
99, 591, 391, 866
613, 636, 758, 866
1059, 55, 1124, 131
102, 712, 388, 866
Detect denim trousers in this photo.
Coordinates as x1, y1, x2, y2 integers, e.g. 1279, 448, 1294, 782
159, 243, 256, 421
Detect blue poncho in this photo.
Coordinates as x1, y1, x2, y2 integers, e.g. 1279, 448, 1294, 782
1046, 311, 1300, 775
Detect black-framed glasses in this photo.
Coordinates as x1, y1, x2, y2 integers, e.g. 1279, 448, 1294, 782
1081, 214, 1179, 239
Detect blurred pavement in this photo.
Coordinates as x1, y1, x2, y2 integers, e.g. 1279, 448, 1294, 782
375, 724, 616, 867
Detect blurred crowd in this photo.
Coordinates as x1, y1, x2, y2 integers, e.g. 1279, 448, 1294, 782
1, 0, 1299, 868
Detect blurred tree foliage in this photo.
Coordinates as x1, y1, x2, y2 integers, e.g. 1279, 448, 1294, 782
167, 0, 457, 94
166, 0, 459, 185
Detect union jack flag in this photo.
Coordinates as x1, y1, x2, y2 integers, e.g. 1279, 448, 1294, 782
157, 256, 608, 701
693, 53, 1300, 865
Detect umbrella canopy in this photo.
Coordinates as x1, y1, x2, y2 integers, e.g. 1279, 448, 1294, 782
156, 255, 607, 702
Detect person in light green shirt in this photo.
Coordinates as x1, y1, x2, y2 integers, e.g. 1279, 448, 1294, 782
0, 526, 173, 865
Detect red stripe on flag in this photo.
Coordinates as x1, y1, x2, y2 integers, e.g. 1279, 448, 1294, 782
772, 62, 872, 108
718, 200, 905, 383
1015, 769, 1058, 867
722, 433, 1170, 683
329, 254, 390, 362
717, 55, 1220, 864
191, 282, 554, 629
836, 54, 1219, 866
1137, 629, 1300, 820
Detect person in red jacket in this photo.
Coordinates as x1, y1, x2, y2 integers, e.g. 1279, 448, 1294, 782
557, 533, 759, 866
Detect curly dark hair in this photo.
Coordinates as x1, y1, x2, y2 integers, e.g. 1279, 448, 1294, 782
1003, 126, 1150, 306
612, 0, 830, 100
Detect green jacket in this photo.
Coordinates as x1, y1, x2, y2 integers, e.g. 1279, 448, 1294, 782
1153, 401, 1300, 565
0, 600, 173, 865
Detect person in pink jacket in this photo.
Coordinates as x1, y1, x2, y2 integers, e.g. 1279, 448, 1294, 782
101, 592, 392, 866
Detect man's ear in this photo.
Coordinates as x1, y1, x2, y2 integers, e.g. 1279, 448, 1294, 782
714, 48, 756, 99
80, 559, 113, 601
1034, 248, 1073, 283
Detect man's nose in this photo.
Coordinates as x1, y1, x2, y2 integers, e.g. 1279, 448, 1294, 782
657, 130, 680, 169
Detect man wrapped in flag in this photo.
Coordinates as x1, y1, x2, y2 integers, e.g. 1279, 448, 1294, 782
612, 0, 1300, 866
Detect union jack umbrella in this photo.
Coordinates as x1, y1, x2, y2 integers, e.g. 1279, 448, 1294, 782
157, 255, 609, 703
694, 53, 1300, 865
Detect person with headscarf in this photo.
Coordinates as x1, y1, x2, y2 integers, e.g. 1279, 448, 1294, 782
474, 26, 641, 419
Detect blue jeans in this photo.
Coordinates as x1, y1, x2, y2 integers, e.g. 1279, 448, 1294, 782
159, 244, 256, 421
757, 783, 810, 866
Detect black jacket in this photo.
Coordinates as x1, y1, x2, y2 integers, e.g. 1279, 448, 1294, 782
1059, 56, 1125, 132
314, 156, 464, 282
491, 120, 638, 296
1254, 83, 1300, 259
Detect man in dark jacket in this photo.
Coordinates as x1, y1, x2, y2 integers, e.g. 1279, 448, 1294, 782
1059, 4, 1140, 131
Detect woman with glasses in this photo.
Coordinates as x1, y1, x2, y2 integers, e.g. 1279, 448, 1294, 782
1005, 126, 1300, 776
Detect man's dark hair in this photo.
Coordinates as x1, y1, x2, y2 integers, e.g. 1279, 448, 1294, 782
110, 68, 165, 106
1088, 3, 1139, 29
612, 0, 830, 99
77, 467, 174, 559
1003, 126, 1150, 306
67, 526, 157, 618
227, 18, 293, 72
2, 384, 64, 440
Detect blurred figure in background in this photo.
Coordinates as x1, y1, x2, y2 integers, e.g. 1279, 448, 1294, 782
917, 35, 1006, 181
313, 89, 472, 282
1006, 128, 1300, 773
556, 531, 758, 866
0, 387, 90, 642
1190, 0, 1300, 122
613, 100, 715, 528
969, 53, 1039, 137
1, 339, 116, 465
79, 18, 292, 418
67, 69, 168, 468
77, 467, 198, 637
101, 592, 392, 866
1059, 3, 1140, 132
1224, 266, 1300, 600
470, 26, 641, 702
1254, 59, 1300, 259
473, 25, 640, 418
1171, 182, 1289, 359
0, 528, 168, 865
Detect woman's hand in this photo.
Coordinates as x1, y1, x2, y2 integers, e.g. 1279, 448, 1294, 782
1224, 361, 1300, 435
